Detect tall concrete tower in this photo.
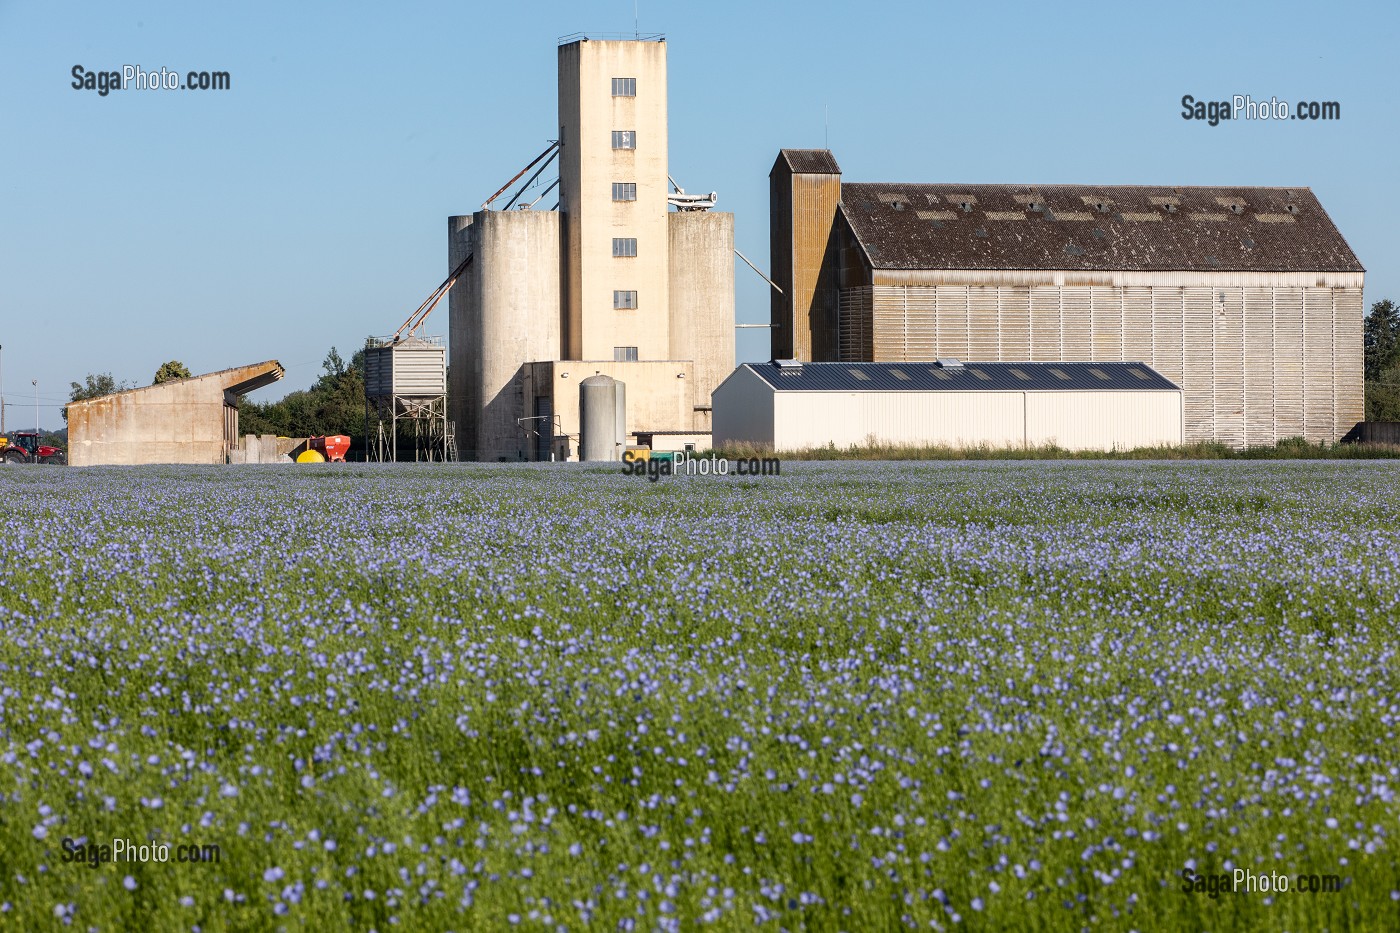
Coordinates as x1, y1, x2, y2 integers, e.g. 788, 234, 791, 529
558, 38, 671, 362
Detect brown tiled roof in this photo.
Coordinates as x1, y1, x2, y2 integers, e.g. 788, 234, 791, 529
840, 182, 1362, 273
774, 149, 842, 176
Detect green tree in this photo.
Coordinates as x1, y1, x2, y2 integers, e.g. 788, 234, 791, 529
322, 347, 347, 379
1363, 299, 1398, 382
152, 360, 193, 384
63, 373, 132, 423
1364, 299, 1400, 420
237, 345, 366, 446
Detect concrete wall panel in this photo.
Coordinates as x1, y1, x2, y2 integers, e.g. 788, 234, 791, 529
67, 361, 283, 466
668, 211, 735, 427
770, 162, 841, 360
529, 359, 695, 461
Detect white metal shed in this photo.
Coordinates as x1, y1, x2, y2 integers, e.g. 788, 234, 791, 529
712, 360, 1183, 451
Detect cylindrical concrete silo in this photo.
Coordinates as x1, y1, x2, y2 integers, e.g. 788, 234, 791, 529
450, 210, 561, 461
580, 375, 619, 462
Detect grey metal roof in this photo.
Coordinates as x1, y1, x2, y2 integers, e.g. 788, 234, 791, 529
774, 149, 842, 176
840, 182, 1363, 273
744, 360, 1180, 392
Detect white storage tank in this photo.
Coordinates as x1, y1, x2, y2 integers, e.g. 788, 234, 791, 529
580, 374, 625, 461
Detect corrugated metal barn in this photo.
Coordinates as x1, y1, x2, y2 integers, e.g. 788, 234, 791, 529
769, 150, 1365, 447
713, 360, 1183, 451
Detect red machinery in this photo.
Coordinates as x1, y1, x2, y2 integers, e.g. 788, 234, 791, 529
0, 431, 66, 465
308, 435, 349, 462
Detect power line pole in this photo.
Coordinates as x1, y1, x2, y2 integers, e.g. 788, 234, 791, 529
32, 379, 38, 436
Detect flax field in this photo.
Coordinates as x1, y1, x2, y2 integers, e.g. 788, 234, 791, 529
1, 462, 1397, 931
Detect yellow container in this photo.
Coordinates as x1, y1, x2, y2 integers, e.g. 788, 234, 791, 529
623, 446, 650, 463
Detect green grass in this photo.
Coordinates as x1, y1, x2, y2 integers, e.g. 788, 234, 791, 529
713, 437, 1400, 461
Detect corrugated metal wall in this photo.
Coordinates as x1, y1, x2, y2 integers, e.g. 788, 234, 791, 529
712, 367, 776, 447
771, 166, 842, 361
837, 288, 871, 361
837, 283, 1362, 445
388, 344, 447, 397
766, 388, 1182, 451
774, 391, 1023, 450
363, 346, 390, 398
1024, 392, 1182, 450
364, 343, 446, 398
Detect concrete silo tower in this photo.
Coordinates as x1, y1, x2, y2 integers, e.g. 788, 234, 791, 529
448, 35, 734, 461
558, 38, 671, 362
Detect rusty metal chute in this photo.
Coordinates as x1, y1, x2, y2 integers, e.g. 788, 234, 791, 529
390, 251, 473, 342
482, 141, 560, 211
390, 142, 562, 343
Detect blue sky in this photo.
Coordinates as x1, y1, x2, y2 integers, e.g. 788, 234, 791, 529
1, 0, 1394, 429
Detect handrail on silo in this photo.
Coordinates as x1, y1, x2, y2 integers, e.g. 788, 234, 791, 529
557, 32, 665, 45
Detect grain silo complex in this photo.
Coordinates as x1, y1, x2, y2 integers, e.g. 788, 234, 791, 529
766, 150, 1364, 447
448, 35, 733, 461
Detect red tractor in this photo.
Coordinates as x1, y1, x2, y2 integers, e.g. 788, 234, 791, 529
0, 432, 66, 465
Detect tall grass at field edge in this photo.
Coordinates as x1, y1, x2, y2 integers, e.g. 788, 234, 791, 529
710, 437, 1400, 462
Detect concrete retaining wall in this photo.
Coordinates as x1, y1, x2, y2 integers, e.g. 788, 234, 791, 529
67, 361, 283, 466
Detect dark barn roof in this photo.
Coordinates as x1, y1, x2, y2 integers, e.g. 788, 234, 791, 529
774, 149, 842, 175
840, 182, 1363, 274
745, 360, 1180, 392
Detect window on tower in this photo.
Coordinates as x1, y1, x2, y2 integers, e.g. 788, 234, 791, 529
612, 238, 638, 258
612, 182, 637, 202
612, 77, 636, 97
613, 290, 638, 310
614, 346, 639, 362
611, 130, 636, 150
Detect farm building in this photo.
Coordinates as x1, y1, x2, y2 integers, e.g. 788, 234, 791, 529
447, 36, 733, 461
66, 361, 284, 466
712, 359, 1183, 452
769, 150, 1364, 447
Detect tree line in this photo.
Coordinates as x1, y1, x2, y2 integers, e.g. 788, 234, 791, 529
237, 347, 366, 445
64, 361, 194, 420
1364, 299, 1400, 420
